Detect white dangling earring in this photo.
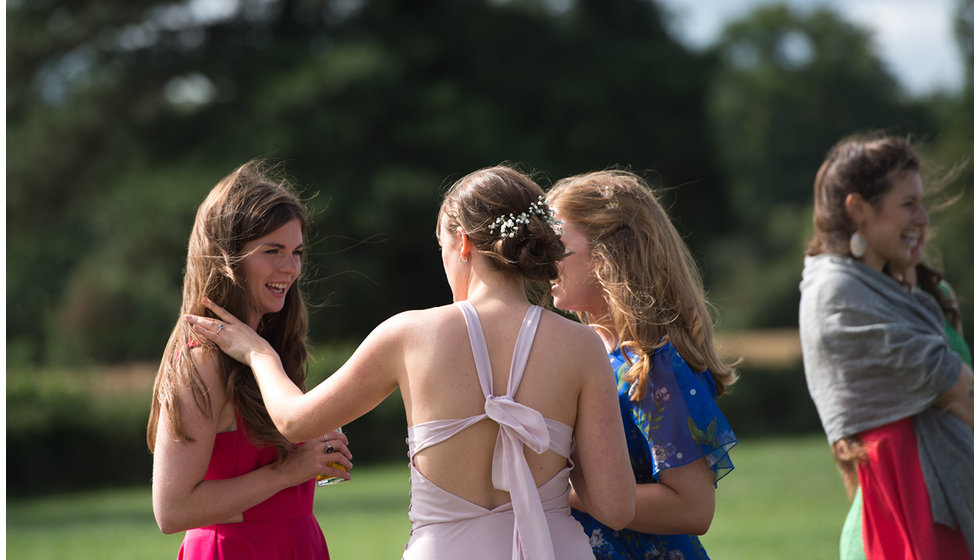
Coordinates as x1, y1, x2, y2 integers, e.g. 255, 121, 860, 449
849, 231, 867, 259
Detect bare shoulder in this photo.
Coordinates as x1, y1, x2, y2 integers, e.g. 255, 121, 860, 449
539, 309, 603, 344
186, 344, 222, 383
365, 305, 460, 344
182, 344, 231, 414
387, 305, 456, 327
537, 309, 608, 366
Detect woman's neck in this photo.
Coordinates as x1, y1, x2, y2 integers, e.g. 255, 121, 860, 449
247, 307, 262, 330
460, 258, 532, 309
591, 319, 619, 353
464, 277, 531, 310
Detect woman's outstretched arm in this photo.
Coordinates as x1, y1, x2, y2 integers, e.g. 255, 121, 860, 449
186, 298, 400, 442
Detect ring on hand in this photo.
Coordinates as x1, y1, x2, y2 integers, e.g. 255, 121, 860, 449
325, 444, 335, 454
216, 324, 225, 334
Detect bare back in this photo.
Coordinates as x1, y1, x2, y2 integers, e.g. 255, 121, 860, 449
396, 300, 597, 509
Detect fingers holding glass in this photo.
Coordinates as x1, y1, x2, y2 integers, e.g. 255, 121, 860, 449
317, 427, 351, 486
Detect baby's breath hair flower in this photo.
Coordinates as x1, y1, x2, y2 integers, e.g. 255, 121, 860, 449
488, 196, 563, 238
545, 200, 564, 235
601, 184, 618, 209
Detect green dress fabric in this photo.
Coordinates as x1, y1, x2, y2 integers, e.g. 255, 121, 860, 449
944, 324, 972, 365
840, 490, 866, 560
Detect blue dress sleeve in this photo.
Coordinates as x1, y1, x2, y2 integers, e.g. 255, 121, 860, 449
625, 342, 737, 484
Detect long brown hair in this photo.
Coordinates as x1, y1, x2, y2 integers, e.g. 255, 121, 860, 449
147, 160, 309, 460
808, 132, 962, 361
548, 170, 737, 400
807, 133, 964, 492
806, 132, 920, 258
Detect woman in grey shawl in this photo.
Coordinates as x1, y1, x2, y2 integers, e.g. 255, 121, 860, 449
798, 133, 973, 559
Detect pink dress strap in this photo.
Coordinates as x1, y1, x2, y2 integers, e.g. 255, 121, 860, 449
457, 300, 556, 560
403, 302, 586, 560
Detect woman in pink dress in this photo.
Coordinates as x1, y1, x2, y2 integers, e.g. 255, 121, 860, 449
147, 160, 351, 559
187, 165, 636, 559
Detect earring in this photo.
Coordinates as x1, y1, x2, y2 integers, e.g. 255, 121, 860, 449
849, 231, 867, 258
458, 255, 469, 264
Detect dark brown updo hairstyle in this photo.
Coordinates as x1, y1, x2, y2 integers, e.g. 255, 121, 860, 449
438, 165, 566, 289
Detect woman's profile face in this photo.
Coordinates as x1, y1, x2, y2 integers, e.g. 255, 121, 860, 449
240, 218, 304, 327
551, 212, 605, 317
860, 170, 928, 272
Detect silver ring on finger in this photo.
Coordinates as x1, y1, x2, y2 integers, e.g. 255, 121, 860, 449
325, 444, 335, 454
216, 324, 225, 334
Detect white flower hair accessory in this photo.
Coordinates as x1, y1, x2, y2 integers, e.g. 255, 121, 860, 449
488, 196, 563, 238
601, 184, 618, 209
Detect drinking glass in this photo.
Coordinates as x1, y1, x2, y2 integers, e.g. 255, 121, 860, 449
316, 426, 348, 486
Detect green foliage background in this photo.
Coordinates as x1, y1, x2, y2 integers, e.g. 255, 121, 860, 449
6, 0, 974, 493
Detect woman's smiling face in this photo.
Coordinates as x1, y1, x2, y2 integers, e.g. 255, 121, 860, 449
860, 170, 929, 272
240, 219, 304, 327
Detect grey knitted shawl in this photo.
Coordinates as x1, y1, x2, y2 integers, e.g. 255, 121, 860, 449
799, 254, 972, 551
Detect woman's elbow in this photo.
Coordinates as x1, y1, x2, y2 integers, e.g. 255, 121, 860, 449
157, 521, 182, 535
603, 504, 635, 531
274, 413, 308, 443
154, 509, 185, 535
279, 425, 303, 444
690, 514, 712, 536
686, 503, 715, 535
153, 493, 195, 534
594, 488, 636, 530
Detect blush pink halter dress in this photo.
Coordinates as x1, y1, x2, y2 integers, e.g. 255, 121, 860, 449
402, 301, 593, 560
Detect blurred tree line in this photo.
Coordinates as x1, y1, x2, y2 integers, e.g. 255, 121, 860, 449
8, 0, 974, 369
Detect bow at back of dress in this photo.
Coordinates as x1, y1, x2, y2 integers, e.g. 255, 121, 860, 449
455, 300, 566, 560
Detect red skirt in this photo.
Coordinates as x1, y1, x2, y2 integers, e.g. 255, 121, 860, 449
857, 417, 970, 559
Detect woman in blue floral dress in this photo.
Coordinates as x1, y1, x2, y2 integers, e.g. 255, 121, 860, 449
548, 170, 738, 559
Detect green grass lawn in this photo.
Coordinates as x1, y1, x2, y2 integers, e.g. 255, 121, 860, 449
700, 434, 848, 559
6, 434, 848, 559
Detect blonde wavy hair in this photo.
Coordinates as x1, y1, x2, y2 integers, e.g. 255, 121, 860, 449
548, 170, 737, 400
147, 160, 309, 460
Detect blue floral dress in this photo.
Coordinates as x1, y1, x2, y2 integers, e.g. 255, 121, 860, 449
572, 342, 737, 559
